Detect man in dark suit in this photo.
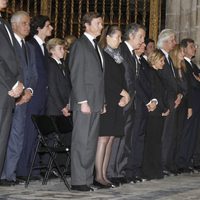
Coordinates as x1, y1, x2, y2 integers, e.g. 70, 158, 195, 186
177, 38, 200, 172
68, 12, 104, 192
107, 24, 148, 183
16, 15, 53, 178
0, 0, 24, 181
157, 29, 182, 175
1, 11, 37, 186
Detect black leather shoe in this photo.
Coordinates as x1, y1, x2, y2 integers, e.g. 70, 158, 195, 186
134, 176, 143, 183
163, 170, 170, 176
93, 180, 111, 189
71, 185, 94, 192
0, 179, 15, 186
120, 177, 136, 184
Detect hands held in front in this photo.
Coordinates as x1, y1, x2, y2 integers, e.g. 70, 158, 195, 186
187, 108, 192, 119
81, 102, 91, 114
16, 89, 32, 105
119, 89, 130, 107
174, 93, 182, 108
8, 81, 24, 98
147, 101, 157, 112
162, 109, 170, 116
62, 106, 71, 117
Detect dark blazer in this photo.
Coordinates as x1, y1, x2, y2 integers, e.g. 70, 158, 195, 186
148, 67, 168, 116
0, 17, 22, 108
119, 42, 136, 98
28, 37, 48, 108
69, 34, 104, 112
135, 56, 152, 114
46, 57, 71, 115
158, 55, 179, 109
184, 59, 200, 112
14, 40, 37, 91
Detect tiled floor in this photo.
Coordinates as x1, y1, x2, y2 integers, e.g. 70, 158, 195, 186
0, 173, 200, 200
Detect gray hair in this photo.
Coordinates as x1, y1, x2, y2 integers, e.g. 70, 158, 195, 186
157, 29, 175, 48
123, 23, 146, 41
11, 11, 29, 24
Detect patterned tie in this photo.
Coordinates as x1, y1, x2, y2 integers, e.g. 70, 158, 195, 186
93, 39, 103, 71
168, 56, 176, 78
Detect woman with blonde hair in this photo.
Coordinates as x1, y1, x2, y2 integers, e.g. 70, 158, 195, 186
142, 49, 169, 180
169, 44, 192, 172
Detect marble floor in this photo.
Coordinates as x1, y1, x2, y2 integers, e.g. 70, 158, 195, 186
0, 173, 200, 200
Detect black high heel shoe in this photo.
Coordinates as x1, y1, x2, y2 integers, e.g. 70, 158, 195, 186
93, 180, 111, 189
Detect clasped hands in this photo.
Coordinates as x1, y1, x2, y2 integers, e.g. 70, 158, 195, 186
8, 81, 24, 98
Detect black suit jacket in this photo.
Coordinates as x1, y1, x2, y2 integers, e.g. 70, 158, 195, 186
119, 42, 136, 99
158, 55, 179, 109
46, 57, 71, 115
0, 17, 22, 108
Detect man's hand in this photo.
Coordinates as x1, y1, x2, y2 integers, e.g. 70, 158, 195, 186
8, 82, 24, 98
16, 89, 32, 105
62, 107, 71, 117
147, 101, 157, 112
80, 102, 91, 114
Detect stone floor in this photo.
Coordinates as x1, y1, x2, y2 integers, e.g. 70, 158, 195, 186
0, 173, 200, 200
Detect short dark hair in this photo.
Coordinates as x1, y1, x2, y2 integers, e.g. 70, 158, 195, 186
82, 12, 102, 29
99, 25, 121, 48
30, 15, 50, 35
180, 38, 194, 48
123, 23, 146, 41
145, 38, 155, 46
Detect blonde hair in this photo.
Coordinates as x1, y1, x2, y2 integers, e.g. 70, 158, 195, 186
148, 49, 165, 66
46, 38, 65, 54
64, 35, 77, 50
169, 44, 186, 71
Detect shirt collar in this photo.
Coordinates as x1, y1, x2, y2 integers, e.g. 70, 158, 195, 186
184, 57, 191, 63
84, 32, 96, 47
14, 33, 23, 46
124, 41, 134, 55
160, 48, 169, 58
34, 35, 45, 46
52, 57, 62, 64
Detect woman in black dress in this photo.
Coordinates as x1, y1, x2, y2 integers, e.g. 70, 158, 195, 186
142, 49, 170, 180
94, 26, 130, 187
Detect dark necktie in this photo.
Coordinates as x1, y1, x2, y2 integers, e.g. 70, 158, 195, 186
93, 39, 103, 70
42, 43, 48, 56
58, 62, 66, 76
132, 50, 140, 78
168, 56, 176, 78
21, 39, 28, 64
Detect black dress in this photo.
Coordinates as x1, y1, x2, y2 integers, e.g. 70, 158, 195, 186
100, 51, 126, 137
142, 67, 168, 180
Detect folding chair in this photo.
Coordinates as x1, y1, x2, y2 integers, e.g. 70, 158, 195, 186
52, 115, 73, 176
25, 115, 70, 190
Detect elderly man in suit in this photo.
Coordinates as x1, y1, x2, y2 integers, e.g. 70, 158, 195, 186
0, 0, 24, 184
157, 29, 182, 175
69, 12, 104, 192
1, 11, 37, 186
16, 15, 53, 179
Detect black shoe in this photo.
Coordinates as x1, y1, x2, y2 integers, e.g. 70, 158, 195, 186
16, 176, 27, 181
0, 179, 15, 186
93, 180, 111, 189
162, 170, 170, 176
133, 176, 143, 183
71, 185, 94, 192
120, 177, 136, 184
